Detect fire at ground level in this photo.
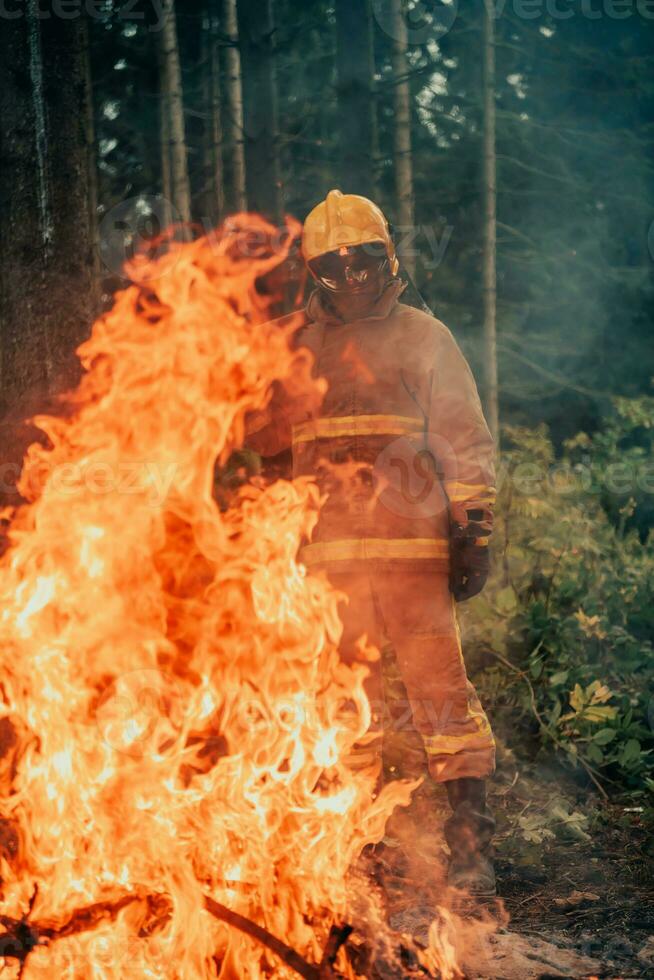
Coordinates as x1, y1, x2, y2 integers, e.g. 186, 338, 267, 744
1, 765, 650, 980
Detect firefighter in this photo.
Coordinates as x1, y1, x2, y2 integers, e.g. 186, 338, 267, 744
249, 190, 497, 896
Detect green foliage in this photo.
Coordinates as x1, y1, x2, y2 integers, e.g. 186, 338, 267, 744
516, 798, 591, 846
565, 395, 654, 540
464, 398, 654, 797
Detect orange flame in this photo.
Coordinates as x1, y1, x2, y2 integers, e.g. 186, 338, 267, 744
0, 215, 459, 978
340, 341, 375, 386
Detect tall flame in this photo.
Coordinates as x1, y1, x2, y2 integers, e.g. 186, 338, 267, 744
0, 216, 459, 978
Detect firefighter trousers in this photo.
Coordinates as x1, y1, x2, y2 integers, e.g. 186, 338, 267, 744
328, 568, 496, 783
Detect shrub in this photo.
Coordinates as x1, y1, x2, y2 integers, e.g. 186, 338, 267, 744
463, 400, 654, 797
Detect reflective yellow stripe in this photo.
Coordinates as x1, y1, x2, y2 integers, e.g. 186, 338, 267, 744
292, 414, 423, 445
445, 482, 496, 504
421, 604, 496, 756
423, 730, 495, 756
300, 537, 449, 564
422, 690, 495, 757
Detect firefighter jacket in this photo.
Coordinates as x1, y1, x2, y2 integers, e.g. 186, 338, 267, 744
248, 280, 496, 573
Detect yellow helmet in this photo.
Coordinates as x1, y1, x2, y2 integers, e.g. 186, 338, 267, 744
301, 189, 399, 276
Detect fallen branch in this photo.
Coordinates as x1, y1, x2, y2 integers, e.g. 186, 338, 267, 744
0, 886, 352, 980
319, 923, 353, 972
204, 894, 350, 979
0, 889, 144, 979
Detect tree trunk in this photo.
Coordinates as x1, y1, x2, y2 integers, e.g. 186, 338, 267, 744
390, 0, 416, 280
482, 0, 499, 446
236, 0, 283, 221
158, 39, 174, 231
335, 0, 376, 197
82, 17, 101, 311
221, 0, 247, 213
160, 0, 192, 226
207, 8, 226, 225
0, 7, 93, 501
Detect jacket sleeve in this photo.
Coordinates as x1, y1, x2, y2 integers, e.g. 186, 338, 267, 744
245, 382, 295, 458
245, 329, 325, 458
426, 322, 496, 530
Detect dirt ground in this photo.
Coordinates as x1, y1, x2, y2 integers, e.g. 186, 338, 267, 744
369, 734, 654, 979
493, 757, 654, 979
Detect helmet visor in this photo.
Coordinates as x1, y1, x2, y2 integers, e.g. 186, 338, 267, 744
308, 245, 389, 292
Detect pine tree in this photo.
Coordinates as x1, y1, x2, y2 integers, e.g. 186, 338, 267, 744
208, 11, 226, 223
0, 9, 94, 499
160, 0, 192, 225
237, 0, 283, 220
389, 0, 416, 280
82, 16, 101, 310
481, 0, 499, 444
335, 0, 377, 196
222, 0, 248, 213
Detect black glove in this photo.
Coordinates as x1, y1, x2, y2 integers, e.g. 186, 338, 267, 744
449, 513, 491, 602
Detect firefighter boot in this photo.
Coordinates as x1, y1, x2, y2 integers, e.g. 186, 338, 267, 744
444, 778, 496, 897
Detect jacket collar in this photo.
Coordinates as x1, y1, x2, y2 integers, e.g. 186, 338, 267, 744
306, 278, 407, 326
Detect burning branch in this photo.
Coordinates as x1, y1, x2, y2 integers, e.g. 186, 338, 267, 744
0, 888, 143, 976
0, 888, 352, 980
205, 895, 352, 979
